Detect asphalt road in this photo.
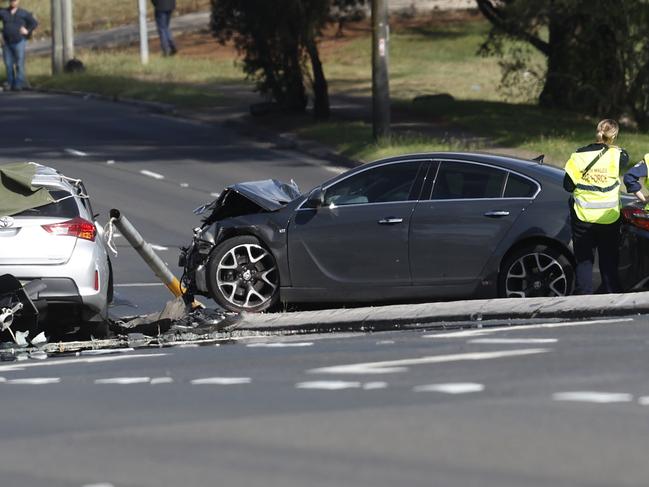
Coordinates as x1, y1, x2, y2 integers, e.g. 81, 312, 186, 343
0, 91, 346, 317
0, 315, 648, 486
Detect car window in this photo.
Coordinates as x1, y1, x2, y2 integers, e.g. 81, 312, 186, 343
12, 190, 80, 218
324, 162, 420, 206
431, 162, 506, 200
504, 173, 538, 198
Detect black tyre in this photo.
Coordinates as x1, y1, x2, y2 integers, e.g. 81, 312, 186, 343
499, 244, 574, 298
207, 235, 280, 313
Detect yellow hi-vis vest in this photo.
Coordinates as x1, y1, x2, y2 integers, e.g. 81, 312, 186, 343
564, 145, 621, 224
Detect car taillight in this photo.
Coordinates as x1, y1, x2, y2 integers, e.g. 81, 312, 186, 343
622, 206, 649, 231
42, 217, 96, 241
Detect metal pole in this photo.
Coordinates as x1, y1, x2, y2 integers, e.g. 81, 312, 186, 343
61, 0, 74, 63
109, 209, 183, 298
371, 0, 391, 140
137, 0, 149, 65
50, 0, 64, 74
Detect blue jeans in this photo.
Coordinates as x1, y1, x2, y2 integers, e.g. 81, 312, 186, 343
154, 10, 176, 55
3, 39, 26, 89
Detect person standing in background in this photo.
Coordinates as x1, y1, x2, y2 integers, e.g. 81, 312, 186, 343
151, 0, 177, 56
0, 0, 38, 91
563, 119, 626, 295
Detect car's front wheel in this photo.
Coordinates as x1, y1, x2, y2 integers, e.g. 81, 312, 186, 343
207, 235, 280, 313
499, 244, 574, 298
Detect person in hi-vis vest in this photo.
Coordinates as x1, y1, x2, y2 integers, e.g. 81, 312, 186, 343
564, 119, 627, 295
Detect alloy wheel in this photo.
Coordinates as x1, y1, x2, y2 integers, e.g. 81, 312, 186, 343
215, 243, 278, 309
505, 251, 568, 298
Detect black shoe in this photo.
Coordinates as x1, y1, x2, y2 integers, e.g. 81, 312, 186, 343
169, 46, 177, 56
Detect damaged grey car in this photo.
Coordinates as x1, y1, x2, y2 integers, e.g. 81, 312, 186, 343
180, 152, 645, 313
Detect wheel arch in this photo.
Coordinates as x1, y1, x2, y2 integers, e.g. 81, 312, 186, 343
500, 236, 575, 275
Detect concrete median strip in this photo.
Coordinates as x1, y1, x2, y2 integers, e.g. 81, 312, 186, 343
231, 292, 649, 334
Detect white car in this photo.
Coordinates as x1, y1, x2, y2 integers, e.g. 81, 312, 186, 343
0, 163, 112, 336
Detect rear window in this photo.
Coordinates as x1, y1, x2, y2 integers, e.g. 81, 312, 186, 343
13, 190, 80, 218
504, 173, 538, 198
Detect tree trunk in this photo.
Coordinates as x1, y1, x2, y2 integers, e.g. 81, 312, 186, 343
305, 36, 330, 120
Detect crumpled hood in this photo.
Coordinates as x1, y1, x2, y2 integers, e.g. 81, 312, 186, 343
201, 179, 300, 224
228, 179, 300, 211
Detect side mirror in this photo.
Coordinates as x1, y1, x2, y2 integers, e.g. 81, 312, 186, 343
305, 187, 325, 209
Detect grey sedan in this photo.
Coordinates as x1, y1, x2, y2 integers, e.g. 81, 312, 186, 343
180, 152, 639, 313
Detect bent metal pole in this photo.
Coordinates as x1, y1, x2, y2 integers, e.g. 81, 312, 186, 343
109, 209, 183, 298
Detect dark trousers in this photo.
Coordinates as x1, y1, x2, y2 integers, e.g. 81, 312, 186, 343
571, 209, 621, 294
2, 39, 26, 89
154, 10, 176, 55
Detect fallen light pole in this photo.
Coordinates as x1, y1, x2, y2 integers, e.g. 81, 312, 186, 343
109, 209, 184, 298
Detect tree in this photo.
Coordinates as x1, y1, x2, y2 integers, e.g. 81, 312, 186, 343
477, 0, 649, 127
211, 0, 334, 119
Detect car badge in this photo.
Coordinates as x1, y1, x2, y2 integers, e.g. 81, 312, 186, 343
0, 216, 14, 228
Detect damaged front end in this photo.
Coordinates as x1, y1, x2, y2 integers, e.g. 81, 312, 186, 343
179, 179, 300, 303
0, 274, 47, 344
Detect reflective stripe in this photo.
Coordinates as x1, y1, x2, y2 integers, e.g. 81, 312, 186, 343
574, 198, 619, 209
575, 181, 620, 192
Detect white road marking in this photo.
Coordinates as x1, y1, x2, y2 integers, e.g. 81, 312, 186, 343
414, 383, 485, 394
79, 348, 135, 356
191, 377, 251, 385
638, 396, 649, 406
363, 381, 388, 390
296, 381, 361, 390
424, 318, 633, 338
82, 483, 115, 487
114, 283, 164, 288
95, 377, 151, 385
553, 392, 634, 404
0, 353, 166, 373
309, 348, 550, 375
64, 148, 88, 157
150, 377, 174, 385
150, 244, 169, 251
469, 338, 558, 344
140, 169, 165, 180
246, 342, 314, 348
6, 378, 61, 385
377, 340, 395, 345
180, 182, 189, 188
322, 166, 347, 174
106, 160, 115, 165
210, 192, 220, 198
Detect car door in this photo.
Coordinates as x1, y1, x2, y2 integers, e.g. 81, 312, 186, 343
288, 160, 425, 290
410, 160, 538, 289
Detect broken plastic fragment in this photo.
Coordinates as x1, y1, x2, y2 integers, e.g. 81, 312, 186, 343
30, 332, 47, 346
14, 330, 29, 347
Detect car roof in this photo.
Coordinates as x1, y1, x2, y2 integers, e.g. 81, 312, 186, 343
31, 163, 79, 192
322, 151, 564, 188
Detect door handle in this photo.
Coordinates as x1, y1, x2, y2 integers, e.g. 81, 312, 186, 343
483, 211, 510, 218
378, 217, 404, 225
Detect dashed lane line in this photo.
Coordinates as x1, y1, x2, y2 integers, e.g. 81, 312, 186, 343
0, 353, 167, 373
64, 148, 88, 157
246, 342, 314, 348
553, 392, 634, 404
4, 378, 61, 385
469, 338, 558, 345
424, 318, 634, 338
638, 397, 649, 406
191, 377, 251, 385
414, 383, 485, 394
309, 348, 550, 375
140, 169, 165, 180
95, 377, 151, 385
